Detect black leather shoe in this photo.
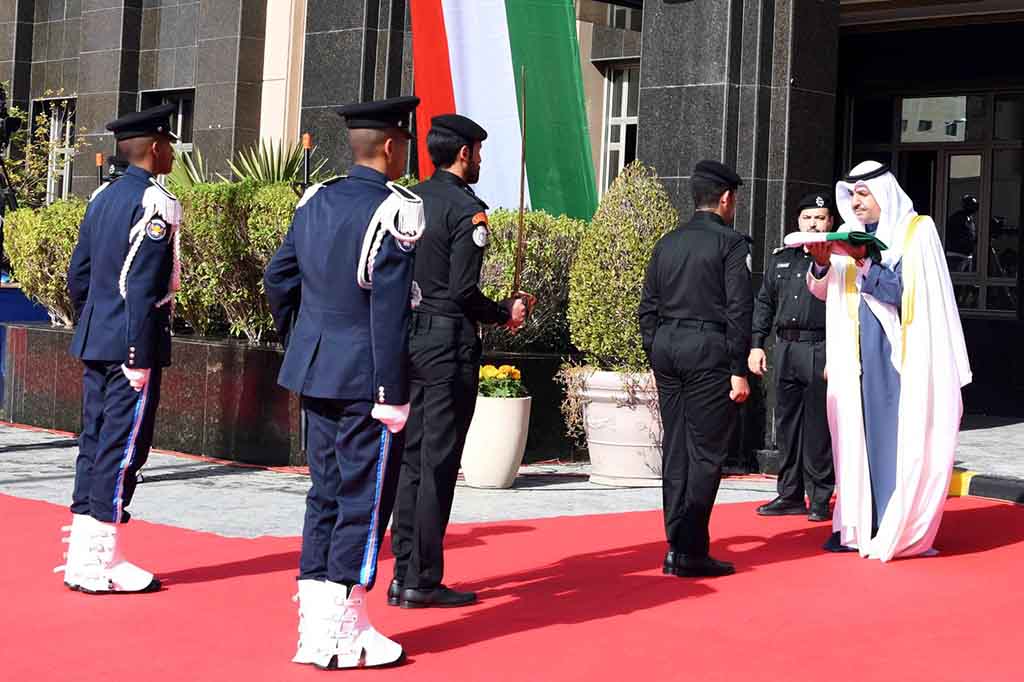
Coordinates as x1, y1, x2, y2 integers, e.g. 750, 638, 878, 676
822, 531, 857, 553
662, 550, 675, 575
808, 506, 832, 522
756, 497, 808, 516
400, 585, 477, 609
673, 556, 735, 578
387, 578, 403, 607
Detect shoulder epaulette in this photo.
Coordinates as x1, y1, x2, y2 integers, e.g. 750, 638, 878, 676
297, 176, 345, 208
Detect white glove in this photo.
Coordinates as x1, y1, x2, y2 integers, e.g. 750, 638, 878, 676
121, 365, 151, 392
371, 403, 410, 434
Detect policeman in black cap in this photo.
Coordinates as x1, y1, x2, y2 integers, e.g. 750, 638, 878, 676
388, 113, 531, 609
265, 95, 421, 670
90, 155, 131, 201
749, 192, 835, 522
58, 103, 182, 594
638, 159, 752, 578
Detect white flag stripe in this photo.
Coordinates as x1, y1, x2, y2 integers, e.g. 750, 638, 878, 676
440, 0, 531, 211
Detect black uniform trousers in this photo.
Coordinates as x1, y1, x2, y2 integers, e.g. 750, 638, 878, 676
773, 338, 834, 509
299, 397, 404, 590
651, 322, 737, 558
71, 361, 163, 524
391, 313, 480, 590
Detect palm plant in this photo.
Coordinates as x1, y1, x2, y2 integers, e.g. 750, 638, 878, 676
226, 139, 328, 184
167, 147, 210, 190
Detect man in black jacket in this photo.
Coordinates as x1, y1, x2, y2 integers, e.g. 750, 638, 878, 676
389, 114, 531, 609
638, 160, 753, 579
749, 192, 835, 522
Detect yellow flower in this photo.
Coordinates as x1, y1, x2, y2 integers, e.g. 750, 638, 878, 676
480, 365, 500, 380
498, 364, 516, 374
510, 368, 522, 381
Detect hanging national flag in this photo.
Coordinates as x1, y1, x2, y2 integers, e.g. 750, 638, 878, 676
410, 0, 598, 220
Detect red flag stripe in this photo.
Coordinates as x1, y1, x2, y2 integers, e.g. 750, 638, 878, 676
409, 0, 456, 180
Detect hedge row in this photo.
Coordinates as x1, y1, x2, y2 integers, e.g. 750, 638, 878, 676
5, 162, 676, 365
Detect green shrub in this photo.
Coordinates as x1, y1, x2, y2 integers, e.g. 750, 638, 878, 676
567, 162, 678, 370
176, 181, 298, 342
5, 199, 86, 326
479, 209, 585, 354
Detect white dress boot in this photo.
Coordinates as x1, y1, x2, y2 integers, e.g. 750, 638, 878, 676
54, 514, 93, 590
75, 516, 160, 594
292, 580, 335, 667
331, 583, 405, 669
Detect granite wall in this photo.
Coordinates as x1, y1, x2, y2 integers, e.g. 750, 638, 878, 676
299, 0, 413, 174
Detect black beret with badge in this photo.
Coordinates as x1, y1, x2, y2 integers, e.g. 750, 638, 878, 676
797, 191, 835, 215
693, 159, 743, 189
105, 102, 180, 141
336, 96, 420, 137
430, 114, 488, 144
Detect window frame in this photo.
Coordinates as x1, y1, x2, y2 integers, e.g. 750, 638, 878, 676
607, 4, 642, 32
599, 62, 640, 194
32, 96, 76, 204
844, 89, 1024, 318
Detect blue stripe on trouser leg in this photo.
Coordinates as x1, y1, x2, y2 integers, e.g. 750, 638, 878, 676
111, 381, 150, 524
359, 427, 392, 586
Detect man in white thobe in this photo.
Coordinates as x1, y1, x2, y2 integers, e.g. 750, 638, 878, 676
806, 160, 972, 561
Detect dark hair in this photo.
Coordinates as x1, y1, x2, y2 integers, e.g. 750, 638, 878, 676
427, 128, 467, 169
691, 176, 730, 209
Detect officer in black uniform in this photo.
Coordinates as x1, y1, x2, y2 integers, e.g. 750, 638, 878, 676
638, 160, 752, 579
59, 103, 182, 594
265, 96, 421, 670
750, 192, 835, 522
389, 114, 529, 609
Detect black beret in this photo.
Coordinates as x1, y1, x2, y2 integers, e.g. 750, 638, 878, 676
106, 154, 129, 174
430, 114, 488, 143
106, 103, 179, 141
337, 96, 420, 137
797, 192, 834, 213
693, 160, 743, 189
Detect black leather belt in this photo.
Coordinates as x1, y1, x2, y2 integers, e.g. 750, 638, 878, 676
411, 312, 465, 331
777, 329, 825, 342
661, 318, 726, 333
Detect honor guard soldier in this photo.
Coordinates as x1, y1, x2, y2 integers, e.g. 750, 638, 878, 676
389, 114, 530, 609
749, 193, 836, 522
638, 160, 753, 579
57, 103, 183, 594
264, 96, 423, 670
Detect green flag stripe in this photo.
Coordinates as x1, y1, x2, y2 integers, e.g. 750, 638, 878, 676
505, 0, 598, 220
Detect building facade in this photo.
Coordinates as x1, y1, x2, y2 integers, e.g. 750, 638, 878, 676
1, 0, 1021, 423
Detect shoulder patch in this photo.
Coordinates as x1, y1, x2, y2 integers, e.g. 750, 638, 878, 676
472, 211, 488, 227
472, 222, 489, 248
146, 218, 168, 241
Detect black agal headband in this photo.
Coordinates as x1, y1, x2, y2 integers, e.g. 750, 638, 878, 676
843, 163, 890, 183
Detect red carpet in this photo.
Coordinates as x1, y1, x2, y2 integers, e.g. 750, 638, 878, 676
3, 494, 1022, 682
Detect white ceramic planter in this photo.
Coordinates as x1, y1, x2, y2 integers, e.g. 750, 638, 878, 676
583, 370, 662, 487
461, 396, 532, 489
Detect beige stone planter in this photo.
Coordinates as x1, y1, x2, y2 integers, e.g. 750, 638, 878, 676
461, 396, 532, 489
582, 370, 662, 487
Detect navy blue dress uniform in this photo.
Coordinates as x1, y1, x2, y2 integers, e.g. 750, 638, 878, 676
264, 97, 422, 592
752, 193, 835, 520
67, 104, 182, 528
638, 160, 752, 578
390, 114, 509, 608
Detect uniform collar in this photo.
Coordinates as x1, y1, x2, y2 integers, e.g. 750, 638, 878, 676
434, 169, 471, 190
126, 165, 154, 180
349, 164, 389, 184
692, 210, 729, 227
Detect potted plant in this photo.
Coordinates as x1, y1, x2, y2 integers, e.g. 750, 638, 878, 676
561, 162, 677, 486
460, 364, 532, 488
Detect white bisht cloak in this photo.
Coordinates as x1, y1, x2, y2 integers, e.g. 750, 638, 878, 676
807, 161, 972, 561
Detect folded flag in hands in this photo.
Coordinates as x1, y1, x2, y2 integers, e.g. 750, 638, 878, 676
784, 230, 889, 262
